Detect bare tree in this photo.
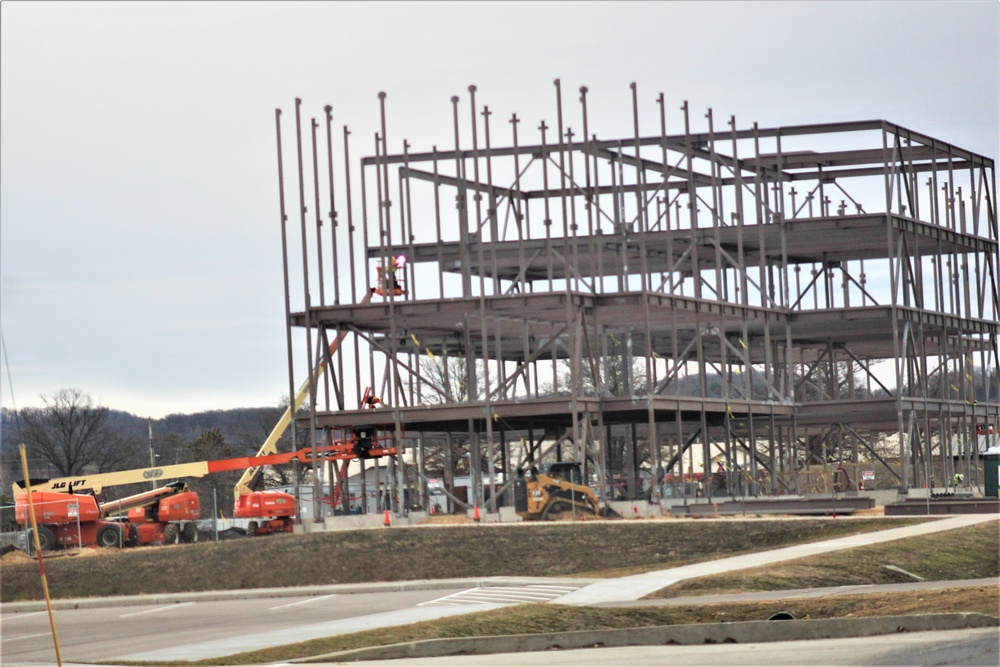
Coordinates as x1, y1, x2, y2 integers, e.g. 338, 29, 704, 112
419, 353, 482, 404
414, 354, 485, 481
183, 428, 242, 518
535, 355, 650, 476
17, 388, 142, 477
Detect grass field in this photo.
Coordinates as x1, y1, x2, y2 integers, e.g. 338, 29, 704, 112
1, 517, 928, 602
648, 519, 1000, 597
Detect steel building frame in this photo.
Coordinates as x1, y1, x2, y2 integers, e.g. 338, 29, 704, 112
274, 84, 999, 518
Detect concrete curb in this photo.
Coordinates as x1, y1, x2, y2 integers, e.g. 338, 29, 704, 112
292, 613, 1000, 663
0, 576, 600, 613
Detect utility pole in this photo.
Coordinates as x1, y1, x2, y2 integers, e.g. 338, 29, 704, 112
148, 417, 157, 489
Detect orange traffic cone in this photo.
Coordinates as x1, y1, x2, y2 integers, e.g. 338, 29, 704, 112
429, 504, 435, 515
383, 509, 391, 526
473, 505, 481, 522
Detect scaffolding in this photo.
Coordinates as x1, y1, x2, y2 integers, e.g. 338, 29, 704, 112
273, 84, 999, 518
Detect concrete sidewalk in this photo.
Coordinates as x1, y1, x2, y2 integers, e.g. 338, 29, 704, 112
555, 514, 997, 605
603, 577, 1000, 607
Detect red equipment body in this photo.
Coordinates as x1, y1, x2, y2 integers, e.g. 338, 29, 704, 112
234, 490, 296, 535
15, 482, 201, 551
16, 436, 398, 546
13, 491, 127, 550
124, 488, 200, 544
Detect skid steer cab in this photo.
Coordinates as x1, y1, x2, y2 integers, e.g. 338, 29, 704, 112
514, 462, 618, 521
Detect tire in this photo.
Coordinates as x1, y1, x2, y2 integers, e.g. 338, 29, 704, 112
541, 501, 565, 520
96, 524, 124, 548
27, 525, 56, 553
163, 523, 180, 545
180, 522, 199, 544
247, 520, 258, 537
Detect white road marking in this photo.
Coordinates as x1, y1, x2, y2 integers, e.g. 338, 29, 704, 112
119, 602, 194, 618
3, 611, 46, 620
269, 594, 338, 610
4, 632, 53, 642
419, 585, 582, 607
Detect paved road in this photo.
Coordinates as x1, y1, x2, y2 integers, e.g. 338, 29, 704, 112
2, 583, 588, 664
333, 627, 1000, 666
2, 588, 473, 664
8, 578, 994, 664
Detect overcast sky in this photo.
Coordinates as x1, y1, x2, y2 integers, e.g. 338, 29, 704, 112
1, 1, 997, 419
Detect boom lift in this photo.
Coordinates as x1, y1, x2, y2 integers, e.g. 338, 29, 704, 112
15, 438, 397, 550
232, 291, 374, 534
233, 262, 405, 534
14, 481, 199, 552
104, 482, 201, 545
15, 262, 406, 546
234, 426, 394, 535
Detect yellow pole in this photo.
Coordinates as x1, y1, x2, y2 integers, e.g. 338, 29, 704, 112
19, 444, 63, 667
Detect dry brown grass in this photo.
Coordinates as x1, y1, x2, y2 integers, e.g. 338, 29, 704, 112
1, 517, 927, 602
647, 519, 1000, 598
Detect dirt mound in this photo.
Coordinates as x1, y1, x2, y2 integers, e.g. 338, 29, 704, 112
72, 547, 111, 558
416, 515, 471, 525
852, 507, 886, 516
1, 548, 32, 563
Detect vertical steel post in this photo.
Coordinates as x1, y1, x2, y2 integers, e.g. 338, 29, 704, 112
293, 100, 322, 523
275, 106, 300, 518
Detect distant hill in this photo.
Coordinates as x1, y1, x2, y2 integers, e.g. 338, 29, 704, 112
2, 405, 286, 455
0, 404, 291, 518
1, 405, 287, 483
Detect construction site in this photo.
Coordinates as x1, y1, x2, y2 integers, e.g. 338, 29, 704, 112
268, 82, 1000, 523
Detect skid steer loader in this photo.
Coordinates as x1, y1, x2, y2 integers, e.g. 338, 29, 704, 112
514, 462, 619, 520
